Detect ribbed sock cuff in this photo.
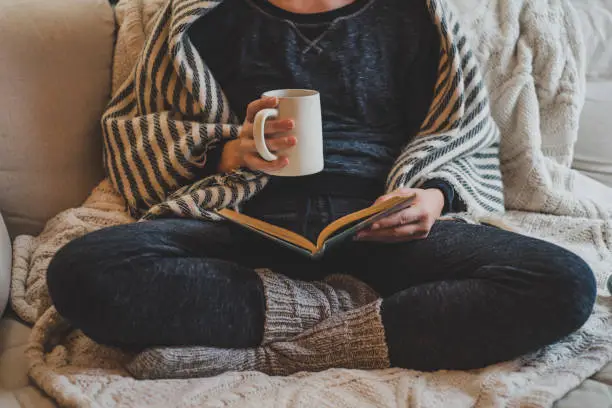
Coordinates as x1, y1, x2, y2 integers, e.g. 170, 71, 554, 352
256, 269, 380, 344
256, 268, 332, 344
267, 299, 391, 374
323, 274, 379, 310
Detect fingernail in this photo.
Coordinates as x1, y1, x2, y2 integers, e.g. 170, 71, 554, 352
287, 137, 296, 145
287, 120, 295, 129
371, 223, 380, 230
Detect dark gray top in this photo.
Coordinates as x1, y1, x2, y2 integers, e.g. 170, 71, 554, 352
191, 0, 439, 178
189, 0, 461, 212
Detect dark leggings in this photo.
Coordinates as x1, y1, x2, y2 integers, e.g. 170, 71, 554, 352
47, 194, 596, 371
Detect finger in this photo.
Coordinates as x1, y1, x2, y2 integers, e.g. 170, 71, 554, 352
374, 194, 394, 205
245, 97, 279, 122
369, 207, 422, 230
266, 135, 297, 151
239, 122, 253, 139
264, 119, 294, 134
241, 137, 296, 153
244, 152, 289, 172
356, 224, 429, 242
373, 188, 416, 205
240, 119, 293, 141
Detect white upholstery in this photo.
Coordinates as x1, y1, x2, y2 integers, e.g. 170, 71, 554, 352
573, 0, 612, 80
572, 0, 612, 186
0, 214, 10, 318
573, 82, 612, 187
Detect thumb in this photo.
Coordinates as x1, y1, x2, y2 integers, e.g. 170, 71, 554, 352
375, 187, 419, 205
374, 194, 394, 205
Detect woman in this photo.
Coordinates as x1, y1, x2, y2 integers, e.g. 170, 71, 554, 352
46, 0, 596, 379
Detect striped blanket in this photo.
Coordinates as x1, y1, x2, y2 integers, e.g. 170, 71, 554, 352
102, 0, 505, 221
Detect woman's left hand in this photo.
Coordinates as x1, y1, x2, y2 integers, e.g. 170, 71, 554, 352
355, 187, 445, 242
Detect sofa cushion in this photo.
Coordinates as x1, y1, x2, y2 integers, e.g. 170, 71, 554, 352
573, 81, 612, 187
0, 317, 57, 407
0, 0, 115, 238
572, 0, 612, 80
570, 0, 612, 186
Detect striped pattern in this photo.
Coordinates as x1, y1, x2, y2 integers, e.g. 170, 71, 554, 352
101, 0, 504, 220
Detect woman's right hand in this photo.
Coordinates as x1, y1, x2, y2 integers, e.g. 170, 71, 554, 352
218, 97, 296, 173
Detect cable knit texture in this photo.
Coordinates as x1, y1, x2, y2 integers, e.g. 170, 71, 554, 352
257, 269, 379, 344
8, 0, 612, 406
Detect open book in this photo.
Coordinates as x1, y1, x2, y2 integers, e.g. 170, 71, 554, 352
215, 194, 416, 259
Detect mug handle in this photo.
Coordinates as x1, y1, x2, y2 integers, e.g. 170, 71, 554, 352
253, 108, 279, 161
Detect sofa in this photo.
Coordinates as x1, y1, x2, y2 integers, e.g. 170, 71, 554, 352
572, 0, 612, 187
0, 0, 611, 406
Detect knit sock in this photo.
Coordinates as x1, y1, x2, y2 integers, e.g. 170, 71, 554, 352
126, 300, 390, 379
256, 269, 379, 343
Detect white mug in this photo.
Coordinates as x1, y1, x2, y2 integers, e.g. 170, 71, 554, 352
253, 89, 324, 177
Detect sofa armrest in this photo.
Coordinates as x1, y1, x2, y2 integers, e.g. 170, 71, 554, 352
0, 213, 11, 317
0, 0, 115, 238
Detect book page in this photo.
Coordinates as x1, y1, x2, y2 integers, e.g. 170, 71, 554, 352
216, 208, 317, 253
315, 194, 415, 249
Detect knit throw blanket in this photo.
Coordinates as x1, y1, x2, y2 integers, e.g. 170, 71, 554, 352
9, 0, 612, 406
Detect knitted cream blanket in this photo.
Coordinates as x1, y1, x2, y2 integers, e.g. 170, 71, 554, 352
10, 0, 612, 406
